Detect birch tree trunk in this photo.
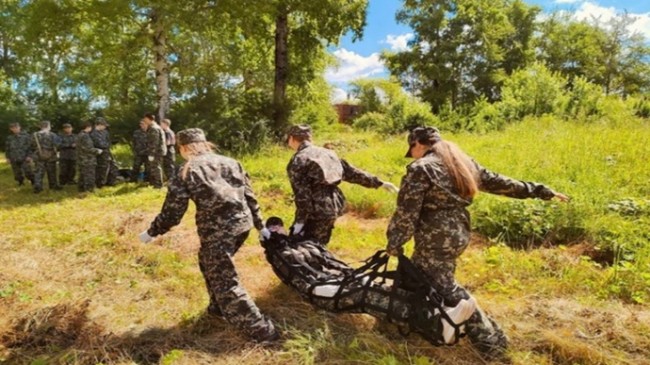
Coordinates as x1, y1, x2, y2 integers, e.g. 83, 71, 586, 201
150, 8, 170, 122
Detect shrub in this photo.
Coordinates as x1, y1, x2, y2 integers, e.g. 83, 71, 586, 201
564, 76, 604, 120
499, 63, 568, 121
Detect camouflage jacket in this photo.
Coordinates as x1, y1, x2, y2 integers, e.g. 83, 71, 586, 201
132, 129, 148, 156
58, 133, 76, 160
148, 152, 264, 239
146, 123, 167, 157
387, 150, 555, 254
76, 131, 97, 164
5, 132, 32, 161
90, 129, 111, 151
287, 142, 383, 223
31, 130, 60, 162
164, 128, 176, 147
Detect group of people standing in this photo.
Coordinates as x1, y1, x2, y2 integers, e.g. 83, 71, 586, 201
4, 113, 177, 193
130, 113, 176, 189
4, 119, 110, 193
138, 124, 568, 359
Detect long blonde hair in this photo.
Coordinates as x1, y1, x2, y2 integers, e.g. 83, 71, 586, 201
178, 141, 217, 180
431, 140, 479, 199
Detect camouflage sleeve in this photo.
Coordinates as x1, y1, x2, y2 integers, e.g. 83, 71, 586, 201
148, 176, 191, 236
4, 137, 9, 156
288, 161, 314, 224
386, 165, 431, 251
241, 164, 264, 231
341, 159, 383, 188
475, 160, 555, 200
146, 130, 155, 156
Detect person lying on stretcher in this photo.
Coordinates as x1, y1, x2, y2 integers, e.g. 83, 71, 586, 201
260, 217, 477, 345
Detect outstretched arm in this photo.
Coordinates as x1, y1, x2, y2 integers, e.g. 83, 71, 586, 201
475, 161, 566, 201
148, 176, 191, 237
241, 164, 264, 231
341, 159, 383, 188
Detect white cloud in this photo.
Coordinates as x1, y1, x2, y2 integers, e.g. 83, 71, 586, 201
384, 33, 414, 52
330, 87, 349, 103
573, 2, 650, 39
325, 48, 386, 84
554, 0, 582, 4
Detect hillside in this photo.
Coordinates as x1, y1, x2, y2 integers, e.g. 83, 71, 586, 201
1, 117, 649, 365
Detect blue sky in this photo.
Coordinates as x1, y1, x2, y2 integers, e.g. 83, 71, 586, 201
326, 0, 650, 101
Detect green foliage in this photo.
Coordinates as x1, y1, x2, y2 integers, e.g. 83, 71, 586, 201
564, 76, 604, 120
499, 63, 568, 121
350, 78, 438, 133
384, 0, 541, 111
631, 96, 650, 118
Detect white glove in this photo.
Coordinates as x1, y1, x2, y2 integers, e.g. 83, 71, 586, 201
381, 181, 399, 193
148, 156, 154, 162
259, 227, 271, 241
138, 230, 154, 244
291, 222, 304, 236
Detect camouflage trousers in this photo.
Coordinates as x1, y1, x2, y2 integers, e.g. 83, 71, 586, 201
131, 154, 149, 182
59, 158, 76, 185
198, 230, 276, 341
78, 160, 96, 192
96, 152, 117, 187
147, 157, 164, 188
10, 159, 34, 185
413, 247, 508, 359
163, 146, 176, 181
303, 216, 337, 246
33, 160, 60, 192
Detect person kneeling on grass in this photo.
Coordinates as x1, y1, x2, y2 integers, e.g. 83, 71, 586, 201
386, 126, 569, 360
138, 127, 278, 343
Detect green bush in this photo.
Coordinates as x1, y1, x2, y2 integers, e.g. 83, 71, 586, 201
564, 76, 604, 120
350, 78, 437, 133
631, 96, 650, 118
499, 63, 568, 121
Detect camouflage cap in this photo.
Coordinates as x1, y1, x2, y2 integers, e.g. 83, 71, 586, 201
8, 122, 20, 128
405, 126, 442, 157
287, 124, 312, 140
177, 128, 207, 145
95, 117, 109, 127
62, 123, 72, 128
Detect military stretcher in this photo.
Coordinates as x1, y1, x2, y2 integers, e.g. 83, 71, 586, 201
260, 219, 477, 346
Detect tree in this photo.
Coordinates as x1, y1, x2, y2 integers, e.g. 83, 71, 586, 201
383, 0, 540, 112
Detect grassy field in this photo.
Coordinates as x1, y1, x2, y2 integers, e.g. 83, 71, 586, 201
0, 116, 649, 364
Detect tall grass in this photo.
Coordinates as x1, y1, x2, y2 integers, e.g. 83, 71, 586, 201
0, 115, 649, 364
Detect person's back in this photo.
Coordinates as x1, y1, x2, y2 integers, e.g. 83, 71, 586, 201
177, 152, 257, 237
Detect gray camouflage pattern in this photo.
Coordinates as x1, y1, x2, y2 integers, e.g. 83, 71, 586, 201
90, 129, 116, 187
146, 123, 166, 188
58, 132, 76, 184
147, 152, 274, 340
5, 132, 34, 184
31, 130, 60, 191
163, 128, 176, 180
387, 150, 555, 358
76, 131, 97, 192
131, 128, 149, 182
287, 142, 383, 245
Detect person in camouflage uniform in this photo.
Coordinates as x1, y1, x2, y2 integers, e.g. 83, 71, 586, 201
30, 121, 62, 193
386, 127, 570, 360
143, 113, 167, 188
5, 122, 34, 186
76, 121, 102, 192
161, 118, 176, 180
138, 128, 278, 343
58, 123, 76, 185
286, 124, 398, 246
131, 119, 149, 182
90, 118, 117, 188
